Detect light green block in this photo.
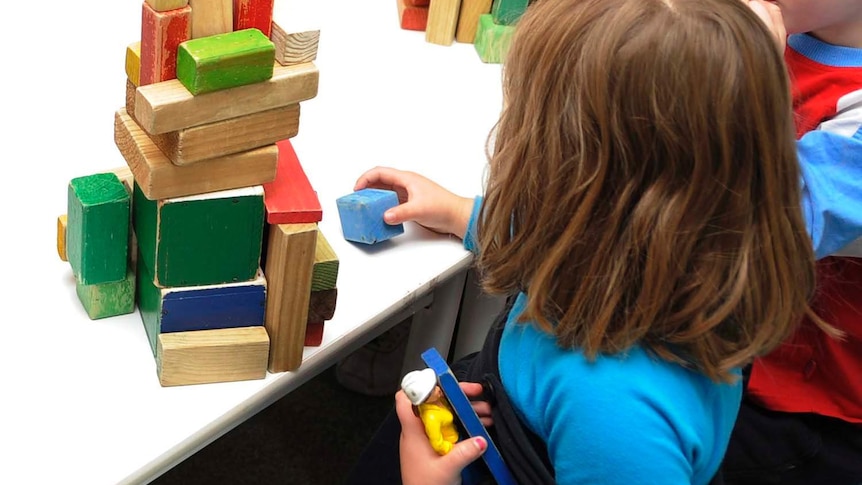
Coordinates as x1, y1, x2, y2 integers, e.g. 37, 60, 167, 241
474, 14, 515, 64
176, 28, 275, 95
76, 267, 135, 320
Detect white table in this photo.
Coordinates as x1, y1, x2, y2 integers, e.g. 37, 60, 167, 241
1, 1, 504, 484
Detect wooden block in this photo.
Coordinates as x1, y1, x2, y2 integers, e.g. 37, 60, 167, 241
336, 189, 404, 244
405, 0, 430, 5
134, 61, 318, 134
308, 288, 337, 322
104, 166, 135, 193
455, 0, 491, 43
157, 326, 270, 386
491, 0, 528, 26
67, 173, 130, 285
133, 183, 265, 288
234, 0, 275, 37
177, 28, 275, 95
262, 139, 322, 224
150, 104, 299, 165
264, 223, 317, 372
138, 261, 266, 354
188, 0, 233, 39
473, 14, 514, 64
270, 22, 319, 66
396, 0, 429, 31
76, 267, 136, 320
425, 0, 461, 45
304, 321, 324, 347
114, 108, 278, 200
140, 3, 191, 85
145, 0, 189, 11
126, 41, 141, 87
311, 229, 338, 291
57, 214, 68, 262
125, 78, 137, 115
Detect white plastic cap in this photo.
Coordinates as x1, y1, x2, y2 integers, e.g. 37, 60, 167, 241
401, 368, 438, 406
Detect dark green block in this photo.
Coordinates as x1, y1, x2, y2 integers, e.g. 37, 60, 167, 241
176, 28, 275, 95
474, 14, 515, 64
67, 173, 130, 285
76, 267, 135, 320
491, 0, 529, 25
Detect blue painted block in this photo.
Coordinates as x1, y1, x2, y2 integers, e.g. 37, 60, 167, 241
335, 189, 404, 244
421, 347, 518, 485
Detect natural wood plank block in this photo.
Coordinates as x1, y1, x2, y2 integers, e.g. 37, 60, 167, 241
264, 223, 317, 372
104, 166, 135, 193
157, 326, 270, 386
396, 0, 428, 32
57, 214, 68, 262
67, 173, 130, 285
455, 0, 491, 43
491, 0, 528, 26
76, 267, 135, 320
474, 14, 515, 64
177, 28, 275, 95
234, 0, 275, 37
134, 61, 318, 134
114, 108, 278, 200
125, 78, 137, 116
311, 229, 338, 291
126, 41, 141, 87
270, 21, 319, 65
140, 3, 191, 85
189, 0, 232, 39
304, 321, 324, 347
151, 104, 299, 165
308, 288, 337, 322
262, 139, 322, 224
145, 0, 189, 11
425, 0, 461, 45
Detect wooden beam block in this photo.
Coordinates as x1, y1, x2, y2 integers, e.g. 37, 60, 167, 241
126, 78, 137, 116
425, 0, 461, 45
336, 189, 404, 244
157, 326, 270, 386
490, 0, 528, 26
396, 0, 429, 31
126, 41, 141, 87
145, 0, 189, 11
234, 0, 275, 37
311, 229, 338, 291
262, 139, 322, 224
405, 0, 430, 5
67, 173, 130, 285
140, 3, 191, 85
264, 223, 317, 372
133, 183, 264, 288
150, 104, 299, 165
57, 214, 68, 262
304, 321, 324, 347
134, 61, 318, 135
104, 166, 135, 193
114, 108, 278, 200
177, 28, 275, 95
308, 288, 337, 322
188, 0, 233, 39
76, 267, 136, 320
270, 22, 319, 65
455, 0, 491, 43
473, 14, 515, 64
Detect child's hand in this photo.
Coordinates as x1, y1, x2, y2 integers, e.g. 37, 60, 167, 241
745, 1, 786, 51
354, 167, 474, 240
396, 390, 487, 485
461, 382, 493, 427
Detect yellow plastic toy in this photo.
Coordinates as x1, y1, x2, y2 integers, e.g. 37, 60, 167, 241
401, 368, 460, 455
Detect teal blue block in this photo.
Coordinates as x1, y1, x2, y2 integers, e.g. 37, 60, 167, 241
491, 0, 529, 25
335, 189, 404, 244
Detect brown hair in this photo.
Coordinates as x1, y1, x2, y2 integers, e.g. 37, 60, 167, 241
477, 0, 819, 382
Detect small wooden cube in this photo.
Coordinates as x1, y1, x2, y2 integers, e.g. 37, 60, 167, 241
336, 189, 404, 244
176, 28, 275, 95
308, 288, 337, 322
474, 14, 515, 64
304, 321, 324, 347
76, 267, 136, 320
311, 229, 338, 292
490, 0, 528, 25
126, 41, 141, 87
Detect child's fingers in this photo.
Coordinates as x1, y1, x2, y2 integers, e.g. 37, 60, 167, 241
442, 436, 487, 470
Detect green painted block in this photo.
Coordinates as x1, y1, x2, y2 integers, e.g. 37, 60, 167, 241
474, 14, 515, 64
133, 183, 265, 288
76, 267, 135, 320
311, 230, 339, 292
176, 28, 275, 95
136, 251, 162, 355
491, 0, 528, 26
67, 173, 130, 285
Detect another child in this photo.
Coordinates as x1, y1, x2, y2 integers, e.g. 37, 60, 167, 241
346, 0, 822, 483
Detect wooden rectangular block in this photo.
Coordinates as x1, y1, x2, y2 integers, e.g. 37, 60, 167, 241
177, 28, 275, 95
157, 326, 270, 386
234, 0, 275, 37
455, 0, 491, 43
115, 108, 278, 200
140, 3, 191, 85
133, 183, 264, 288
67, 173, 130, 285
264, 223, 317, 372
311, 229, 338, 291
76, 267, 135, 320
425, 0, 461, 45
57, 214, 68, 262
262, 139, 322, 224
304, 321, 324, 347
126, 41, 142, 87
396, 0, 429, 31
307, 288, 337, 322
145, 0, 189, 11
150, 104, 299, 165
134, 61, 318, 135
189, 0, 232, 38
490, 0, 528, 26
270, 22, 319, 65
336, 189, 404, 244
405, 0, 430, 5
474, 14, 515, 64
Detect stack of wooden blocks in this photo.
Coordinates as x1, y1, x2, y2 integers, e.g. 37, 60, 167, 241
58, 0, 339, 388
396, 0, 530, 63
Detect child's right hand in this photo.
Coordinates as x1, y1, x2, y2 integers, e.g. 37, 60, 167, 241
354, 167, 475, 240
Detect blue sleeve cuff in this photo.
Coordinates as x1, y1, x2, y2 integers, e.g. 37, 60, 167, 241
463, 196, 483, 254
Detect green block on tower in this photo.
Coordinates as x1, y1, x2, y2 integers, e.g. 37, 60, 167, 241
76, 267, 135, 320
176, 28, 275, 95
491, 0, 528, 26
66, 172, 130, 285
474, 14, 515, 64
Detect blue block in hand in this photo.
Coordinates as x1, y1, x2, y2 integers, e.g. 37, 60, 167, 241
335, 189, 404, 244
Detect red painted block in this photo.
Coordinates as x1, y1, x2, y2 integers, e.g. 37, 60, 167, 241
405, 0, 430, 5
304, 321, 324, 347
263, 139, 323, 224
397, 0, 429, 31
140, 3, 191, 86
233, 0, 275, 37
